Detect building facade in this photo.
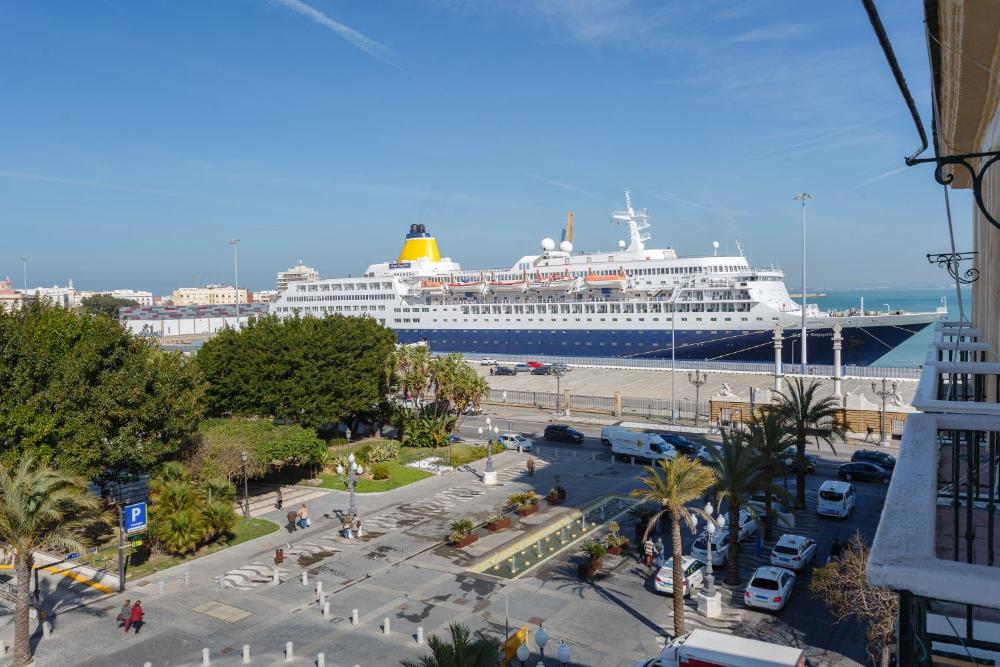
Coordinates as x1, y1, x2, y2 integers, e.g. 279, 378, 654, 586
170, 285, 250, 306
276, 260, 319, 291
120, 303, 269, 337
0, 277, 23, 311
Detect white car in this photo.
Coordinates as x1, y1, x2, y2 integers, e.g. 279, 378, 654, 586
497, 433, 533, 452
744, 566, 796, 611
690, 530, 729, 567
653, 556, 706, 597
770, 534, 817, 571
479, 357, 497, 366
734, 508, 759, 542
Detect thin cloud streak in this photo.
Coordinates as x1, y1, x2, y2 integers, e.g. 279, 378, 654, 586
0, 170, 195, 199
851, 166, 908, 190
269, 0, 395, 65
527, 174, 605, 201
652, 191, 742, 222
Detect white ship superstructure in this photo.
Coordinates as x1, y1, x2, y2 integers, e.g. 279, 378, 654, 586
269, 194, 940, 365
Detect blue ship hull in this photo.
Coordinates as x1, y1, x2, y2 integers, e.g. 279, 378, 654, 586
395, 322, 931, 366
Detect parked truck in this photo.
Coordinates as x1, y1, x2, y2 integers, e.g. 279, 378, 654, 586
633, 629, 806, 667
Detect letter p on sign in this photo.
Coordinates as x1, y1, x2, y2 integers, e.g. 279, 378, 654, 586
124, 502, 147, 534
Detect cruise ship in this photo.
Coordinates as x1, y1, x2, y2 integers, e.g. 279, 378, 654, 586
269, 194, 942, 366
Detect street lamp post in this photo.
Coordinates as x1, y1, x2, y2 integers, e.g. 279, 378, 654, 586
481, 419, 498, 485
872, 378, 897, 447
18, 256, 29, 291
337, 453, 363, 518
228, 239, 240, 328
793, 192, 813, 370
687, 370, 708, 426
552, 365, 570, 419
535, 625, 548, 666
240, 450, 250, 519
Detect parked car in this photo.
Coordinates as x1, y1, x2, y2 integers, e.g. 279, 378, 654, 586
817, 480, 856, 518
479, 357, 497, 366
770, 534, 817, 571
661, 433, 700, 456
782, 446, 818, 473
734, 507, 759, 542
749, 482, 796, 515
497, 433, 533, 452
851, 449, 897, 471
654, 556, 706, 597
690, 530, 729, 567
744, 566, 796, 611
838, 461, 890, 483
513, 363, 532, 373
493, 365, 517, 376
696, 444, 719, 464
530, 364, 553, 375
543, 424, 584, 443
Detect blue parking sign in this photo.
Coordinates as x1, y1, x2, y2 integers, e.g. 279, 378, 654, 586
124, 502, 147, 535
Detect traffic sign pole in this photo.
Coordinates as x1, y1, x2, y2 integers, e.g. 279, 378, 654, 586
117, 504, 125, 593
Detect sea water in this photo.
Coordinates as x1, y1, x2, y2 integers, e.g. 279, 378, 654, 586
811, 286, 971, 367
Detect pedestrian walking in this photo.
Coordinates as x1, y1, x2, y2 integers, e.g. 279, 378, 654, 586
128, 600, 144, 634
275, 487, 283, 511
653, 538, 665, 568
116, 599, 131, 629
526, 456, 535, 477
342, 515, 353, 539
351, 514, 362, 538
286, 510, 298, 532
643, 538, 655, 572
297, 503, 311, 529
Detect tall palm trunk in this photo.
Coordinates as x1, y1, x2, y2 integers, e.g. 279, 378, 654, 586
13, 553, 34, 667
670, 509, 685, 637
764, 491, 774, 541
724, 504, 741, 586
795, 438, 807, 509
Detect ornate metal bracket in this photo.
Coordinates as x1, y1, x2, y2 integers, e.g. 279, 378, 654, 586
909, 151, 1000, 232
926, 251, 979, 284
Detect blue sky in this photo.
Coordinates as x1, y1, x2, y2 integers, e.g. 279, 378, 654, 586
0, 0, 970, 294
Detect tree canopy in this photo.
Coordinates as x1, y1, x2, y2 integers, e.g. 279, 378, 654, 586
196, 314, 396, 430
0, 302, 204, 480
80, 294, 138, 319
188, 418, 326, 481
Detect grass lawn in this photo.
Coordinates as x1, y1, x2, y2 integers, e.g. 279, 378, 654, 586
89, 517, 280, 581
319, 460, 432, 493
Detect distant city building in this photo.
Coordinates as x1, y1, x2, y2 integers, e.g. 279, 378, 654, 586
76, 288, 155, 307
20, 279, 77, 308
120, 303, 269, 337
253, 289, 280, 304
170, 285, 250, 306
0, 277, 23, 311
276, 260, 319, 291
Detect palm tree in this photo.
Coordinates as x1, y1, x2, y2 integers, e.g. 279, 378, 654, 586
400, 621, 500, 667
630, 457, 714, 637
746, 410, 792, 540
776, 378, 846, 509
705, 429, 781, 585
0, 458, 107, 667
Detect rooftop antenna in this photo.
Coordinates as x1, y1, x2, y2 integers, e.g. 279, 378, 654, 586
611, 191, 651, 253
734, 240, 745, 257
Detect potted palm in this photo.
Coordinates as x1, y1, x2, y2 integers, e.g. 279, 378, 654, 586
546, 476, 567, 505
578, 539, 608, 579
508, 491, 539, 517
447, 518, 478, 548
485, 512, 511, 532
604, 520, 629, 555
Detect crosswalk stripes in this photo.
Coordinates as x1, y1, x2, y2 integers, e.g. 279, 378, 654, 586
222, 537, 342, 590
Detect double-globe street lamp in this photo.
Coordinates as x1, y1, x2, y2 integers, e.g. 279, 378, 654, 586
336, 453, 364, 518
480, 417, 500, 485
692, 502, 726, 600
872, 377, 898, 447
515, 624, 570, 666
687, 370, 708, 426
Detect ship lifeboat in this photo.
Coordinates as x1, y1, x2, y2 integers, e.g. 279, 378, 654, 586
529, 271, 574, 290
584, 271, 627, 290
448, 280, 487, 293
490, 279, 528, 293
419, 279, 449, 295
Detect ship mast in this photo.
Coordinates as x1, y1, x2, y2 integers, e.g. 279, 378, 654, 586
612, 191, 651, 253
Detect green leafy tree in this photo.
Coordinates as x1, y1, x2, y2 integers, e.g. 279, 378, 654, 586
400, 621, 500, 667
0, 302, 204, 480
79, 294, 138, 319
196, 314, 396, 431
776, 378, 846, 509
188, 418, 326, 481
0, 458, 108, 667
746, 410, 793, 540
630, 457, 714, 637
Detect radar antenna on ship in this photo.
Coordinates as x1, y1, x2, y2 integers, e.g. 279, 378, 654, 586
612, 190, 651, 253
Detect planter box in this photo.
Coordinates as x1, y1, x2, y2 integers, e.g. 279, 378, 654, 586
608, 544, 628, 555
545, 495, 563, 505
486, 517, 512, 532
516, 504, 539, 517
578, 558, 603, 579
450, 533, 478, 548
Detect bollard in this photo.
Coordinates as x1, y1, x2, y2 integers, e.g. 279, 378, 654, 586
159, 580, 165, 595
319, 591, 326, 607
316, 581, 323, 599
42, 621, 51, 638
202, 647, 211, 666
218, 574, 225, 589
383, 617, 391, 635
285, 641, 294, 661
323, 601, 330, 619
184, 571, 190, 586
144, 663, 152, 667
301, 571, 308, 586
242, 644, 251, 663
273, 567, 280, 585
317, 653, 326, 667
351, 608, 358, 625
416, 626, 424, 645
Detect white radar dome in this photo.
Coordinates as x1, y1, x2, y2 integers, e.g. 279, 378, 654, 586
712, 241, 720, 249
541, 237, 556, 251
559, 240, 573, 253
618, 240, 626, 249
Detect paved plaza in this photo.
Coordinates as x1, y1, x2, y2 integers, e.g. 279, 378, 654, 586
0, 421, 890, 667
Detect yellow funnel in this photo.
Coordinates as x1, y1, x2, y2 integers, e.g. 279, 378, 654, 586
397, 224, 441, 262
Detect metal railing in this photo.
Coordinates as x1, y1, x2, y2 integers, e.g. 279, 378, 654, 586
486, 388, 707, 422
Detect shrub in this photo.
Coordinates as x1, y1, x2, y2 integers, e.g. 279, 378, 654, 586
581, 539, 608, 561
447, 517, 475, 543
371, 463, 390, 480
201, 500, 238, 540
486, 513, 504, 525
154, 509, 205, 555
364, 440, 400, 464
507, 491, 538, 510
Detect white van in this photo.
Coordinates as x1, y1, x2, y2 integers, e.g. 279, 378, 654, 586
816, 480, 855, 518
601, 426, 676, 463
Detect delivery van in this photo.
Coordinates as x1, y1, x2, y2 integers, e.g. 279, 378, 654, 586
601, 426, 675, 463
632, 628, 806, 667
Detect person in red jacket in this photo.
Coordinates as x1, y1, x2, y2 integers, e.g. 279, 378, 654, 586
127, 600, 144, 634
